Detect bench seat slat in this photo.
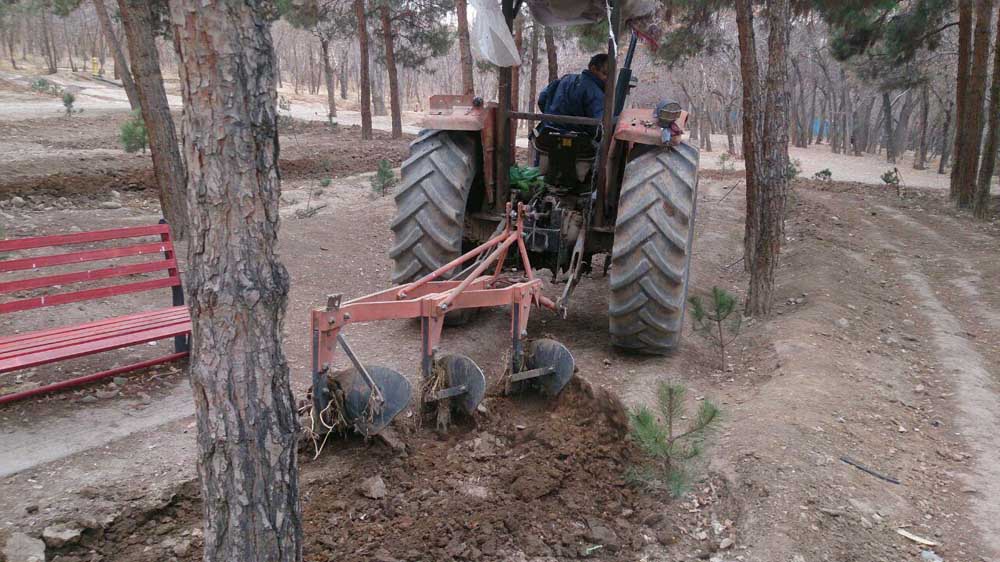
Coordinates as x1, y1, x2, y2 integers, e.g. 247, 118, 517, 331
0, 306, 189, 358
0, 224, 170, 252
0, 277, 180, 314
0, 241, 172, 274
0, 306, 184, 347
0, 258, 178, 294
0, 316, 192, 373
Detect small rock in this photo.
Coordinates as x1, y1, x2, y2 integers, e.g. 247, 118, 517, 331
3, 532, 46, 562
358, 475, 386, 499
469, 432, 502, 459
99, 201, 122, 210
95, 389, 119, 400
43, 523, 82, 548
113, 376, 128, 386
11, 196, 26, 207
585, 520, 620, 551
79, 395, 99, 404
138, 392, 152, 405
25, 504, 38, 515
920, 550, 943, 562
836, 318, 850, 329
914, 384, 925, 393
109, 190, 122, 200
719, 537, 734, 550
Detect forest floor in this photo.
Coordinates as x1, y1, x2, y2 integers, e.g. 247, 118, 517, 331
1, 77, 1000, 562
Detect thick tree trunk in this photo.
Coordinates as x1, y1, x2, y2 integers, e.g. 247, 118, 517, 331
746, 0, 791, 317
380, 5, 402, 139
320, 37, 337, 120
119, 0, 188, 239
456, 0, 474, 96
951, 1, 974, 199
41, 13, 57, 73
544, 26, 557, 83
92, 0, 140, 110
956, 0, 994, 207
893, 90, 916, 157
372, 58, 387, 116
973, 5, 1000, 218
914, 84, 930, 170
355, 0, 373, 140
169, 2, 301, 561
735, 0, 762, 272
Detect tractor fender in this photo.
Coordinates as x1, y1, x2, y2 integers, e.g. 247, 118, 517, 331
613, 107, 690, 146
419, 95, 496, 131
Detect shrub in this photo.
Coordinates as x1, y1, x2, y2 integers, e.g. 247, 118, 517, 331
628, 382, 721, 497
119, 110, 148, 154
62, 92, 76, 116
319, 178, 332, 188
785, 158, 802, 180
370, 159, 397, 197
30, 78, 61, 95
813, 168, 833, 181
509, 165, 545, 196
689, 287, 743, 369
718, 152, 735, 172
881, 167, 902, 196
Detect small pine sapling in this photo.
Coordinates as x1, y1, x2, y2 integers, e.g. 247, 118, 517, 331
814, 168, 832, 181
370, 159, 397, 196
718, 152, 735, 172
319, 178, 332, 188
628, 382, 721, 497
785, 158, 802, 180
119, 110, 148, 154
881, 167, 902, 196
62, 92, 76, 116
689, 287, 743, 369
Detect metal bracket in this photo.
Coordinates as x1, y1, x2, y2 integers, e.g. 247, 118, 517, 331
510, 365, 556, 383
325, 293, 343, 311
425, 384, 469, 402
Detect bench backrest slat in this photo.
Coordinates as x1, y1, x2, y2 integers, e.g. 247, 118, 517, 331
0, 258, 178, 295
0, 277, 180, 314
0, 242, 171, 274
0, 224, 170, 252
0, 223, 181, 315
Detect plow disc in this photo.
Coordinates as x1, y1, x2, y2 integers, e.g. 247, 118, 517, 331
426, 354, 487, 416
313, 366, 412, 438
510, 338, 576, 397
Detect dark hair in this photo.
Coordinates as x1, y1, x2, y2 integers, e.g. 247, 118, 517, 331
588, 53, 609, 72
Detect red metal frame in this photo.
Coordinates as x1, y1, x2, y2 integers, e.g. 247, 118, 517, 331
0, 223, 190, 404
311, 204, 555, 380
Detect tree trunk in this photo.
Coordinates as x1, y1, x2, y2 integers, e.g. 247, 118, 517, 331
815, 95, 827, 144
893, 90, 916, 157
746, 0, 791, 316
735, 0, 762, 273
456, 0, 474, 95
511, 17, 523, 131
807, 82, 817, 145
956, 0, 994, 207
939, 101, 954, 174
914, 84, 930, 170
63, 18, 77, 72
339, 57, 348, 99
372, 58, 386, 116
882, 91, 895, 163
169, 2, 302, 561
93, 0, 140, 110
380, 4, 402, 139
319, 37, 337, 120
6, 24, 18, 69
41, 13, 57, 73
973, 5, 1000, 218
951, 0, 974, 199
544, 26, 557, 83
355, 0, 373, 140
528, 21, 539, 117
119, 0, 188, 239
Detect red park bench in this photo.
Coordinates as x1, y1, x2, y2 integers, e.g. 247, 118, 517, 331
0, 222, 191, 404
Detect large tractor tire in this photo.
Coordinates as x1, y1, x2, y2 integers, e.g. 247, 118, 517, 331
608, 142, 699, 354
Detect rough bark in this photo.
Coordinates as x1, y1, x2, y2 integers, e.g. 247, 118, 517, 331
735, 0, 762, 273
339, 57, 348, 99
746, 0, 791, 317
893, 89, 916, 157
41, 13, 57, 73
456, 0, 474, 95
956, 0, 994, 207
92, 0, 139, 110
951, 0, 974, 199
914, 84, 930, 170
168, 1, 302, 560
973, 5, 1000, 218
118, 0, 188, 239
544, 26, 557, 83
528, 21, 539, 116
380, 4, 401, 138
354, 0, 373, 140
319, 37, 337, 120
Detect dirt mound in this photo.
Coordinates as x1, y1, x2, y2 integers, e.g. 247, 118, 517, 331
40, 378, 738, 562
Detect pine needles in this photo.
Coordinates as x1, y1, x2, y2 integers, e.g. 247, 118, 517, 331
627, 382, 721, 497
689, 286, 743, 369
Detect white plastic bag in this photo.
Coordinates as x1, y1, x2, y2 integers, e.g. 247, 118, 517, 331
469, 0, 521, 68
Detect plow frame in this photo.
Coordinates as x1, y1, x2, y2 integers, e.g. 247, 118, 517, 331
310, 203, 556, 419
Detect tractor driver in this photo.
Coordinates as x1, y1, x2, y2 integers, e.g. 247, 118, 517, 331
537, 53, 609, 139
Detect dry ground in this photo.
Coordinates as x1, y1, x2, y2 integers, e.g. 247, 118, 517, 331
1, 78, 1000, 562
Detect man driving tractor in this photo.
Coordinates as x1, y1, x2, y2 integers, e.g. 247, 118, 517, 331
537, 53, 610, 137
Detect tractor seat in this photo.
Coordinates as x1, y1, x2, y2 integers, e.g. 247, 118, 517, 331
532, 128, 597, 192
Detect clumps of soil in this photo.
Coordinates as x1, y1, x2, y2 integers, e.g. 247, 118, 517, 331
40, 378, 739, 562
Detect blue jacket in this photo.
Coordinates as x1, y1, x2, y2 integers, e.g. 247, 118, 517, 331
537, 69, 606, 136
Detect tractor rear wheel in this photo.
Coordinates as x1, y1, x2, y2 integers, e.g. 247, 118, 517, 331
608, 142, 699, 354
390, 130, 478, 325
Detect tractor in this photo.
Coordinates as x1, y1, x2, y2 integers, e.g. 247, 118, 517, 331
308, 0, 699, 438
